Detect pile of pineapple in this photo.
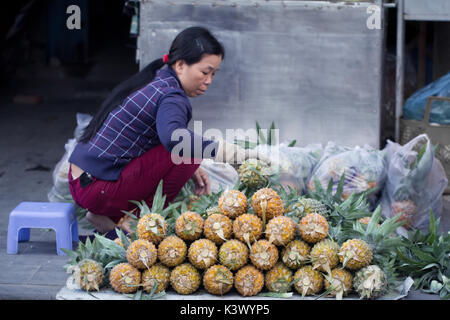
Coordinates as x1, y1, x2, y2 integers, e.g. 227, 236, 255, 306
64, 159, 407, 300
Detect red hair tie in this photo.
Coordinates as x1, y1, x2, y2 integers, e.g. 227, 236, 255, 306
163, 54, 169, 64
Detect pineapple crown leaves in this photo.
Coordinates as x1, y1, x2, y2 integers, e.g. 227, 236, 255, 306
62, 236, 106, 268
395, 210, 450, 299
92, 233, 127, 264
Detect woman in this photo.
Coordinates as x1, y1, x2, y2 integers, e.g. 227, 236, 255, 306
68, 27, 264, 237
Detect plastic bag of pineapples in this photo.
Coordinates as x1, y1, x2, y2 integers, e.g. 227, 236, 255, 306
307, 142, 387, 206
251, 142, 323, 193
380, 134, 448, 233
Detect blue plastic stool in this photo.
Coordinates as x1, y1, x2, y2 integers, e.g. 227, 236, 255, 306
7, 202, 79, 256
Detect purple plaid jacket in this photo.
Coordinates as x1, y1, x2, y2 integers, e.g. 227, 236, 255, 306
69, 66, 217, 181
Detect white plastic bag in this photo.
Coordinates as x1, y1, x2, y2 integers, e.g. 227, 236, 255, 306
199, 159, 239, 193
380, 134, 448, 231
307, 143, 388, 202
47, 113, 93, 203
254, 142, 323, 192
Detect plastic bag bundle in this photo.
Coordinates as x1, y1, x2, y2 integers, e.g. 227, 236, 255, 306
47, 113, 93, 203
199, 159, 239, 193
380, 134, 448, 231
307, 142, 388, 202
254, 142, 323, 192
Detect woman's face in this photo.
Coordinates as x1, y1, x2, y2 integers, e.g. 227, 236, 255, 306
174, 54, 222, 98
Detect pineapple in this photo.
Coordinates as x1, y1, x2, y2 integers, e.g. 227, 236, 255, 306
324, 268, 353, 300
338, 239, 373, 270
249, 239, 279, 271
265, 216, 296, 246
109, 262, 141, 294
391, 199, 416, 229
309, 239, 340, 275
205, 206, 222, 217
234, 265, 265, 297
157, 235, 187, 267
218, 239, 249, 271
251, 188, 284, 223
203, 264, 234, 295
265, 262, 293, 293
188, 238, 218, 270
203, 213, 233, 244
293, 265, 324, 297
71, 259, 104, 292
126, 239, 157, 270
289, 197, 330, 221
175, 211, 204, 241
298, 213, 329, 244
232, 213, 263, 245
281, 240, 310, 269
170, 263, 201, 295
218, 189, 249, 219
142, 263, 170, 294
353, 265, 388, 299
137, 213, 167, 244
238, 158, 271, 189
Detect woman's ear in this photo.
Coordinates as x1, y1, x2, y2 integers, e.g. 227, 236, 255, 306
173, 59, 186, 75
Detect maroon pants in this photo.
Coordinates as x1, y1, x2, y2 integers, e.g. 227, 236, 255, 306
68, 144, 200, 223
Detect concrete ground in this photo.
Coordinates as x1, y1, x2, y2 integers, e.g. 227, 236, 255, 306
0, 40, 449, 301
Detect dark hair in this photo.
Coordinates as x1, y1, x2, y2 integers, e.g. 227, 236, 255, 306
79, 26, 225, 143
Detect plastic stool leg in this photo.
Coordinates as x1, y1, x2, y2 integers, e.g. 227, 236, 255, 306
18, 228, 30, 242
7, 225, 19, 254
71, 220, 79, 242
55, 228, 73, 256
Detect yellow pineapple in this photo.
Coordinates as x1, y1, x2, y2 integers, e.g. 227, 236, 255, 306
109, 262, 141, 294
293, 265, 324, 297
218, 189, 248, 219
170, 263, 201, 295
265, 215, 296, 246
265, 262, 293, 293
249, 239, 279, 271
157, 235, 187, 267
218, 239, 249, 271
142, 263, 170, 294
338, 239, 373, 270
238, 158, 271, 189
310, 239, 340, 275
298, 213, 329, 244
73, 259, 104, 292
324, 268, 353, 300
175, 211, 204, 241
281, 240, 310, 269
233, 213, 263, 245
126, 239, 157, 270
234, 265, 265, 297
251, 188, 284, 223
353, 265, 388, 299
203, 264, 234, 296
203, 213, 233, 244
205, 206, 222, 217
137, 213, 167, 244
188, 238, 218, 270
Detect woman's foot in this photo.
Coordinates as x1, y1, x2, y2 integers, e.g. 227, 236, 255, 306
86, 211, 117, 234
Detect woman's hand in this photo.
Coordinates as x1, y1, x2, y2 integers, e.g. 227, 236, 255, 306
192, 167, 210, 196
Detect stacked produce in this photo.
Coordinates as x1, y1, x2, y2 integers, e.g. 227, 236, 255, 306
63, 163, 448, 300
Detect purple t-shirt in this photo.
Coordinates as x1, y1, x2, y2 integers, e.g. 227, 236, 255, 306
69, 66, 218, 181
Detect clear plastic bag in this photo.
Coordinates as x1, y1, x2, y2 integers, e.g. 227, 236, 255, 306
47, 113, 93, 203
199, 159, 239, 193
307, 143, 388, 203
380, 134, 448, 231
254, 142, 323, 192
